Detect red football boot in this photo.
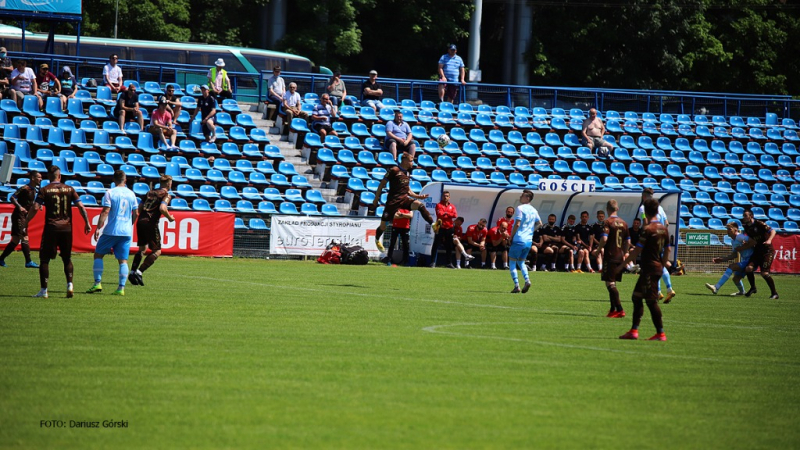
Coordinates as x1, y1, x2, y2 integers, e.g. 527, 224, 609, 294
619, 329, 639, 340
648, 333, 667, 341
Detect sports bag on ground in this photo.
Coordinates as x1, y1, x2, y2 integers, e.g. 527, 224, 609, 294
340, 245, 369, 265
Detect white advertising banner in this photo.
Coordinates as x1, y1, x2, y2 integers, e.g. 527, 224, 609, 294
270, 215, 382, 256
409, 183, 680, 258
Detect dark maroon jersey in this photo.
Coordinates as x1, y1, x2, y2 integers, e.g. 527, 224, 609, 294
602, 215, 630, 261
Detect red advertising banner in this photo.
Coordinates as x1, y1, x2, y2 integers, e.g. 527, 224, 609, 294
0, 204, 234, 257
771, 233, 800, 274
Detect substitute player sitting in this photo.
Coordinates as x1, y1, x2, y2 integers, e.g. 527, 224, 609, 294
130, 174, 176, 286
453, 217, 475, 269
487, 221, 510, 270
705, 222, 754, 296
464, 219, 489, 268
371, 152, 435, 253
615, 198, 669, 341
592, 200, 630, 318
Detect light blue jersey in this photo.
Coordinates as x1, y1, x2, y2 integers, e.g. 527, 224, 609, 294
733, 233, 754, 261
101, 185, 138, 237
512, 203, 542, 244
638, 204, 667, 226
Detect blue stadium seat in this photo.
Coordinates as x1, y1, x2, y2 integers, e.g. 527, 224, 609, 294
279, 202, 300, 214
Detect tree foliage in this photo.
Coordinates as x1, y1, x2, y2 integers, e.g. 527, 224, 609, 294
42, 0, 800, 95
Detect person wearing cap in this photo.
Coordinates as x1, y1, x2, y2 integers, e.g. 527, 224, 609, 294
58, 66, 78, 110
0, 47, 13, 100
207, 58, 232, 102
361, 70, 384, 111
385, 109, 416, 160
438, 44, 466, 103
326, 71, 347, 106
116, 83, 144, 132
281, 82, 307, 135
150, 98, 177, 149
35, 63, 61, 109
8, 59, 37, 108
193, 85, 218, 143
103, 54, 125, 94
265, 66, 285, 120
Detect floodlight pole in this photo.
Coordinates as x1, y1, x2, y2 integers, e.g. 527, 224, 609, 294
114, 0, 119, 39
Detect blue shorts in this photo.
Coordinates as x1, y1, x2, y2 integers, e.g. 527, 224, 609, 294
95, 235, 132, 258
508, 241, 532, 261
732, 261, 748, 277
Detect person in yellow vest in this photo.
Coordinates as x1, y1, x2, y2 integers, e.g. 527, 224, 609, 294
207, 58, 233, 102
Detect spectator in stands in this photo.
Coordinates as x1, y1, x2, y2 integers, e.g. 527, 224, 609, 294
103, 54, 125, 94
157, 84, 182, 120
35, 63, 61, 109
487, 221, 510, 270
430, 191, 457, 268
8, 59, 37, 108
385, 110, 416, 160
326, 71, 348, 106
387, 208, 412, 266
194, 85, 218, 143
0, 47, 12, 100
438, 44, 466, 103
207, 58, 233, 102
362, 70, 384, 111
265, 66, 285, 120
310, 93, 338, 138
151, 97, 177, 149
282, 82, 308, 135
58, 66, 78, 110
465, 218, 488, 268
116, 83, 144, 132
581, 108, 614, 155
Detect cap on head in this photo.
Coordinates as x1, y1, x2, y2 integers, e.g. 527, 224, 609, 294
158, 97, 168, 106
0, 47, 6, 53
200, 84, 209, 90
40, 63, 48, 70
369, 70, 378, 75
214, 58, 225, 67
448, 44, 457, 51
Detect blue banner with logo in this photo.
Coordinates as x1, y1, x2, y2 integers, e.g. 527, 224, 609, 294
1, 0, 82, 15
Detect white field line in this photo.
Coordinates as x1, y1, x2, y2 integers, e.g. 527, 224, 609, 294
421, 322, 799, 367
176, 274, 783, 332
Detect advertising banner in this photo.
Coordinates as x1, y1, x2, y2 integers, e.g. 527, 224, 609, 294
269, 215, 382, 256
771, 233, 800, 274
1, 0, 83, 15
0, 204, 234, 257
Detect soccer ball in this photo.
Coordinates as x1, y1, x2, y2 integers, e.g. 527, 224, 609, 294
437, 133, 451, 148
597, 146, 610, 158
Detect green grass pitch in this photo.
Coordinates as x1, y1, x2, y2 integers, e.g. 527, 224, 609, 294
1, 253, 798, 449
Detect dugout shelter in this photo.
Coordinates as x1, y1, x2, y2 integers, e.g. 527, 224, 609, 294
409, 182, 680, 259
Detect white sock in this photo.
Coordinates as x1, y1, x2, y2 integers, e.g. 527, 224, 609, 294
492, 263, 496, 269
598, 263, 603, 271
67, 282, 73, 291
456, 261, 461, 268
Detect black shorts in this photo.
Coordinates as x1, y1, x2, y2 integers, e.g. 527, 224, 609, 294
386, 138, 414, 154
137, 222, 162, 251
381, 197, 415, 222
749, 244, 776, 272
10, 213, 27, 239
312, 122, 334, 134
40, 229, 72, 261
634, 267, 662, 302
465, 243, 483, 253
601, 260, 624, 283
488, 242, 508, 253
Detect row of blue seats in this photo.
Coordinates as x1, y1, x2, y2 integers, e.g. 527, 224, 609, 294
192, 199, 340, 216
299, 94, 797, 129
682, 204, 799, 222
680, 217, 798, 232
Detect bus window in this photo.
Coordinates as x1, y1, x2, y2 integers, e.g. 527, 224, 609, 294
132, 47, 187, 65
